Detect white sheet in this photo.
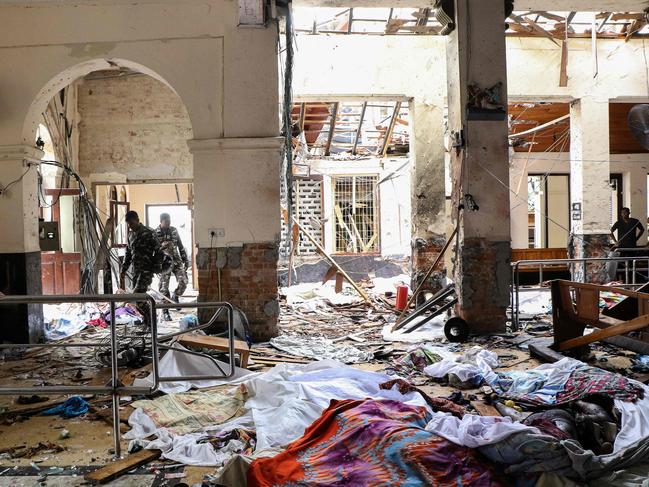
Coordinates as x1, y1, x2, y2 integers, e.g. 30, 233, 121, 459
425, 412, 540, 448
423, 346, 499, 383
244, 360, 430, 450
126, 360, 431, 464
614, 384, 649, 451
133, 344, 257, 394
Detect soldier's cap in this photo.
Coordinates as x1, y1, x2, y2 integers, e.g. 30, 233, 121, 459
160, 213, 171, 221
125, 210, 139, 222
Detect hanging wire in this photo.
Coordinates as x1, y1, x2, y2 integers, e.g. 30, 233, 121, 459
280, 2, 296, 258
38, 160, 123, 294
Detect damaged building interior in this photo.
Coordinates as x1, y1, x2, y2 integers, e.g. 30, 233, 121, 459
8, 0, 649, 485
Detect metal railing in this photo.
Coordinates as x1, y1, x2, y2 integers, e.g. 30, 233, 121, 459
511, 253, 649, 330
0, 294, 237, 458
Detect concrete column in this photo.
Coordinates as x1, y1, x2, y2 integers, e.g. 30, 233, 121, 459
569, 97, 611, 282
411, 99, 448, 295
446, 0, 511, 333
0, 144, 44, 343
189, 137, 283, 342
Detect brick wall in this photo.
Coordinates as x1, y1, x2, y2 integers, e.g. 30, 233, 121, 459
77, 74, 193, 181
196, 243, 279, 342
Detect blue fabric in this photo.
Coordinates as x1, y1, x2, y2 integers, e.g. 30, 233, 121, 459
42, 396, 90, 418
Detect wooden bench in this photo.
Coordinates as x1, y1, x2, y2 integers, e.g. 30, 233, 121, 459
177, 334, 251, 368
512, 248, 569, 272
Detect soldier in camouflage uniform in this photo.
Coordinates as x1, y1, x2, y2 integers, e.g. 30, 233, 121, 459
120, 211, 160, 326
155, 213, 189, 321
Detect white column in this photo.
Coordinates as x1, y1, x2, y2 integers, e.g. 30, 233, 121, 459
570, 96, 611, 236
569, 96, 611, 282
0, 145, 42, 253
188, 137, 283, 248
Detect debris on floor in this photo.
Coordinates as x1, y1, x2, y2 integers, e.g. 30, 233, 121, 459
5, 278, 649, 486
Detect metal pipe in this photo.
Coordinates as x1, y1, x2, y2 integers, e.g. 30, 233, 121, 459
510, 255, 649, 327
109, 300, 121, 458
0, 342, 111, 348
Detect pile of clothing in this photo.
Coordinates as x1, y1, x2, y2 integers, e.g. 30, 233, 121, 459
124, 348, 649, 486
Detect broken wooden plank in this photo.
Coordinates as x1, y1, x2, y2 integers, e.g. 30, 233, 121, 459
177, 335, 250, 368
293, 218, 371, 304
559, 39, 569, 87
324, 102, 339, 156
471, 401, 501, 417
557, 314, 649, 351
529, 342, 564, 363
381, 101, 402, 157
85, 449, 161, 484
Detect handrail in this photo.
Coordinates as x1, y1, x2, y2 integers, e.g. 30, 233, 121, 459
511, 255, 649, 330
0, 294, 237, 458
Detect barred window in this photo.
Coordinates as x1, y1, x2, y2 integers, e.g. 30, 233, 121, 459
333, 175, 380, 254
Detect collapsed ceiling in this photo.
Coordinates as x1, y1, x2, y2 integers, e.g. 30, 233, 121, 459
293, 8, 649, 38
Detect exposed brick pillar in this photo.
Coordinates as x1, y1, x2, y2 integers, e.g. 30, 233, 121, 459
446, 0, 511, 333
196, 244, 279, 342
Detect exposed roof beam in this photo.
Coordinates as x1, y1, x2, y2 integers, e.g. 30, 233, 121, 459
293, 0, 434, 6
293, 0, 649, 8
509, 114, 570, 140
510, 13, 560, 46
513, 1, 649, 11
324, 102, 339, 156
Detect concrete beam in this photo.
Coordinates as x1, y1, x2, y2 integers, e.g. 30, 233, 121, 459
293, 0, 649, 10
515, 0, 649, 11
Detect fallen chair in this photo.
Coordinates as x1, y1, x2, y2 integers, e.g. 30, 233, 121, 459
551, 279, 649, 354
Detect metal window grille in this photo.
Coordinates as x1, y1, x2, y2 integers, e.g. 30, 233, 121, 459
333, 175, 380, 253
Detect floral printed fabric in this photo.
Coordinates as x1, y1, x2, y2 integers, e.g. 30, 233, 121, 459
248, 399, 504, 487
131, 386, 247, 435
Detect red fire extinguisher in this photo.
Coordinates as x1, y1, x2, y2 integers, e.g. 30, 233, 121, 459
395, 285, 409, 311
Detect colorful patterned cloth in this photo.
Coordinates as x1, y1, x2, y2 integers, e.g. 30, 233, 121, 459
248, 399, 504, 487
556, 365, 644, 404
385, 346, 443, 377
131, 386, 247, 435
494, 361, 644, 406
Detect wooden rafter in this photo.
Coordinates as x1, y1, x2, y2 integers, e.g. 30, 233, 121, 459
625, 17, 648, 42
347, 8, 353, 34
324, 102, 339, 156
381, 101, 401, 157
509, 13, 560, 46
299, 103, 306, 132
352, 101, 367, 155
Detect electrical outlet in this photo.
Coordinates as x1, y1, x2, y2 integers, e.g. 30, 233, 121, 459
209, 228, 225, 238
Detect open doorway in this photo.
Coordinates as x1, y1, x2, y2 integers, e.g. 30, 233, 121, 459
94, 182, 196, 294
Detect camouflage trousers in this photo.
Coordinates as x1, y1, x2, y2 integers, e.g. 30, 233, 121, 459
159, 261, 188, 298
132, 270, 153, 327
